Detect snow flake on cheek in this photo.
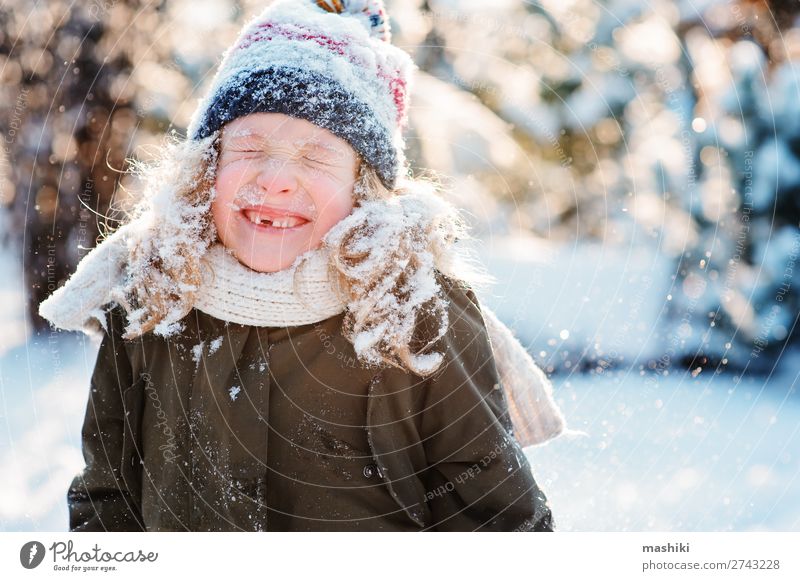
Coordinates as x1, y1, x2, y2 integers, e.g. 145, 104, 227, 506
229, 385, 241, 401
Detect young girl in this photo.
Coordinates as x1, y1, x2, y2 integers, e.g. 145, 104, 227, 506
40, 0, 566, 532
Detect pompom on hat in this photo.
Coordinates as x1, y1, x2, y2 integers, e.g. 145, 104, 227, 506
187, 0, 416, 189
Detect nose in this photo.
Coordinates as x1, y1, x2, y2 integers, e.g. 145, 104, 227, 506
254, 157, 299, 196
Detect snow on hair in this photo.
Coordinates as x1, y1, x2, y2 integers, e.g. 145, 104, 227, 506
319, 164, 495, 376
116, 133, 219, 339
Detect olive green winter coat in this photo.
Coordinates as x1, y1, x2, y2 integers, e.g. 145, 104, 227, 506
68, 272, 554, 531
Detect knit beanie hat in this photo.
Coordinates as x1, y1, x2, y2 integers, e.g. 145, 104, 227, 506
186, 0, 416, 190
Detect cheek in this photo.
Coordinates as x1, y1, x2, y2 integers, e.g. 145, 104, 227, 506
212, 170, 242, 239
215, 164, 246, 200
210, 197, 228, 240
312, 180, 355, 230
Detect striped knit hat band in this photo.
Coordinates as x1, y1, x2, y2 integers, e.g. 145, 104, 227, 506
187, 0, 416, 190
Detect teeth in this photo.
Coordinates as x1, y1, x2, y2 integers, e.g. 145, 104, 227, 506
244, 210, 305, 228
246, 211, 264, 225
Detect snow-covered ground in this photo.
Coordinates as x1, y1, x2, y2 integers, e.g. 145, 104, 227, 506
528, 367, 800, 531
1, 237, 798, 531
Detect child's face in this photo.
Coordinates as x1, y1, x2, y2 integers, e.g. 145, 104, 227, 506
212, 112, 359, 272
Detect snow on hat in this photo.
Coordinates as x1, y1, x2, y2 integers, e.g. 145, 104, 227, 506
187, 0, 416, 189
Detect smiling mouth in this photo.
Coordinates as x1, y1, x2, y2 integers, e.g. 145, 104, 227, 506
241, 209, 311, 231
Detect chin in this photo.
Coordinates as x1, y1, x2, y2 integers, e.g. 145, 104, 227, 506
236, 246, 308, 273
240, 255, 291, 273
218, 226, 322, 273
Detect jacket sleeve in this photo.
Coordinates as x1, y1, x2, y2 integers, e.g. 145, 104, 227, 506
419, 274, 554, 531
67, 306, 146, 531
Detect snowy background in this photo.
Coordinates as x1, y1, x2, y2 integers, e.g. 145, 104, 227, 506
2, 0, 800, 531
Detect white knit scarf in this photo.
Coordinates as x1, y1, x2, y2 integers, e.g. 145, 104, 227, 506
193, 243, 347, 326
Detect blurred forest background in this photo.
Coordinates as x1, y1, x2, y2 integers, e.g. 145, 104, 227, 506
1, 0, 799, 531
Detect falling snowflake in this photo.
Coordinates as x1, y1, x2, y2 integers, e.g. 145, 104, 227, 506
229, 385, 241, 401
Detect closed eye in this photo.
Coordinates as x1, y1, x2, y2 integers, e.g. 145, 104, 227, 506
302, 155, 331, 165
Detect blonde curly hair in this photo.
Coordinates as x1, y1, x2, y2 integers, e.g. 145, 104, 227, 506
115, 132, 493, 376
